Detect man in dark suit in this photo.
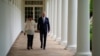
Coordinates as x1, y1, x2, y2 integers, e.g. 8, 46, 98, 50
37, 12, 50, 50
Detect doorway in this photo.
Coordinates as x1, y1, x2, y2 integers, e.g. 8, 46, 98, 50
25, 7, 43, 23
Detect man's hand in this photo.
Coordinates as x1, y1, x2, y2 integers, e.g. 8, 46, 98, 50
24, 32, 26, 35
35, 30, 40, 33
48, 30, 50, 33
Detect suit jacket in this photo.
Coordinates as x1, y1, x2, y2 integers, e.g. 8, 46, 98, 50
37, 17, 50, 33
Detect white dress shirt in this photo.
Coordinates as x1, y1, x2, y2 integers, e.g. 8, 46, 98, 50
43, 17, 46, 23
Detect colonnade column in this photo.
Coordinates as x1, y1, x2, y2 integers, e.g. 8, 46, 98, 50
50, 0, 54, 37
75, 0, 91, 56
61, 0, 68, 45
45, 0, 49, 17
65, 0, 77, 51
56, 0, 62, 42
47, 0, 52, 37
49, 0, 53, 36
52, 0, 57, 40
52, 0, 55, 38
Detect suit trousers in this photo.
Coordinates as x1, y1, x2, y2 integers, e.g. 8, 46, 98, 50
40, 32, 47, 49
27, 35, 33, 49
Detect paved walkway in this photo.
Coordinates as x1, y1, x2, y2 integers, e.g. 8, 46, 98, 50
7, 33, 75, 56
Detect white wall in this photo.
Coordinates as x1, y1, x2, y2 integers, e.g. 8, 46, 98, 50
0, 0, 23, 56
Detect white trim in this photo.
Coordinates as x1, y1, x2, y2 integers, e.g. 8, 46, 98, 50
75, 52, 92, 56
25, 5, 43, 7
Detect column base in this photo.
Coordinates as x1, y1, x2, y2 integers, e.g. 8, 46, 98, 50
48, 32, 51, 36
74, 52, 92, 56
56, 37, 61, 42
64, 45, 77, 52
60, 41, 67, 46
49, 33, 53, 38
52, 35, 56, 40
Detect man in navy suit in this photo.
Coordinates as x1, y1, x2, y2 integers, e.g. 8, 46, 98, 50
37, 12, 50, 50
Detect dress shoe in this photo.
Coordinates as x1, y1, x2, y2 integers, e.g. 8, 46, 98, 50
43, 48, 45, 50
27, 48, 30, 50
31, 47, 33, 49
40, 45, 42, 48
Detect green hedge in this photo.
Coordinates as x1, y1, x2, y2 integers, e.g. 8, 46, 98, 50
90, 0, 93, 12
90, 0, 93, 51
90, 22, 92, 50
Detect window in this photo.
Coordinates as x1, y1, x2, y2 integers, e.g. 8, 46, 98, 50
35, 7, 43, 22
25, 7, 33, 21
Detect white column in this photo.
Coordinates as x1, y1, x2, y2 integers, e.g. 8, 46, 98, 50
52, 0, 57, 39
47, 0, 52, 37
52, 0, 55, 37
45, 0, 49, 17
75, 0, 92, 56
92, 0, 100, 56
50, 0, 53, 37
54, 0, 57, 40
65, 0, 77, 50
56, 0, 62, 42
51, 0, 54, 37
48, 0, 52, 36
47, 0, 50, 20
61, 0, 68, 45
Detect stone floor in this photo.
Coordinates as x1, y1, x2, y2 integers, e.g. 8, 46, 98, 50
7, 33, 75, 56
